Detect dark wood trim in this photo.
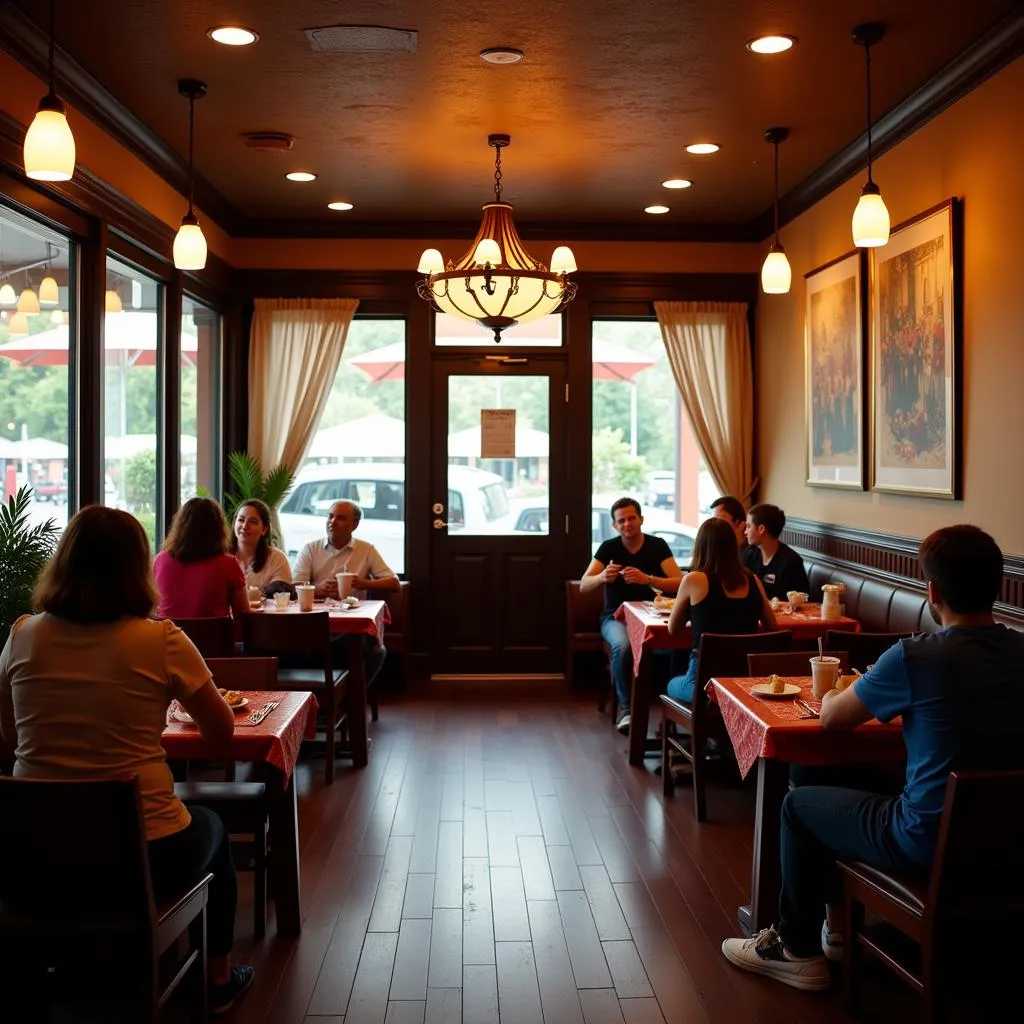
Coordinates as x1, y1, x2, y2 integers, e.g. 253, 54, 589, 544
76, 219, 106, 508
783, 517, 1024, 613
750, 6, 1024, 240
162, 271, 183, 536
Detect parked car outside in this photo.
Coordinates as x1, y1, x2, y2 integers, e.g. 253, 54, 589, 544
32, 480, 67, 503
644, 470, 675, 509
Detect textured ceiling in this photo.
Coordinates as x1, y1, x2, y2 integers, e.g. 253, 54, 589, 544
9, 0, 1021, 232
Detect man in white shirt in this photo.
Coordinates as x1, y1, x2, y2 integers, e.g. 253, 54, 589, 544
292, 500, 399, 684
294, 501, 400, 600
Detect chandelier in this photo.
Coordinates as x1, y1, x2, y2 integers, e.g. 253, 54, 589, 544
416, 134, 577, 342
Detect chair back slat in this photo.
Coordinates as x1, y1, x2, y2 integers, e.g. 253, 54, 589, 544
170, 616, 235, 658
242, 608, 333, 655
695, 630, 793, 703
204, 656, 278, 691
748, 650, 849, 676
566, 580, 604, 635
824, 630, 911, 672
383, 581, 409, 654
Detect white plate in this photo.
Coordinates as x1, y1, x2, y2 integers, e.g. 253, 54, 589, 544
170, 704, 196, 724
750, 682, 802, 698
223, 697, 249, 712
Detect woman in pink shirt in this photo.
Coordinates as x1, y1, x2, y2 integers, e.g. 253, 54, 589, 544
154, 498, 249, 620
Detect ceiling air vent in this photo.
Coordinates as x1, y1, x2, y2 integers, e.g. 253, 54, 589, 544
304, 25, 418, 54
242, 132, 295, 153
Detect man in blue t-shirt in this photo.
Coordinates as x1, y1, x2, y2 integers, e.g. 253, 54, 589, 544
581, 497, 682, 733
722, 524, 1024, 992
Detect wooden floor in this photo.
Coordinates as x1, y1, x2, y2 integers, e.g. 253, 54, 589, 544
225, 689, 869, 1024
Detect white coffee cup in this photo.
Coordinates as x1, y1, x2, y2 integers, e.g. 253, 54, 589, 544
272, 591, 290, 610
335, 572, 356, 600
810, 655, 841, 699
296, 583, 315, 612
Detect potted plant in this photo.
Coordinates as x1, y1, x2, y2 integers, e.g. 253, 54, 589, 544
0, 486, 60, 645
222, 451, 297, 547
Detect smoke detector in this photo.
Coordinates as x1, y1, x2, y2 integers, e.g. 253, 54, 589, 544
242, 132, 295, 153
305, 25, 417, 53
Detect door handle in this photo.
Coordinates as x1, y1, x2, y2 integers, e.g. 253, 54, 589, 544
433, 518, 448, 530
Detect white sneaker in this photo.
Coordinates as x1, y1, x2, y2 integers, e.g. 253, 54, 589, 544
721, 926, 830, 992
821, 919, 843, 963
615, 713, 631, 734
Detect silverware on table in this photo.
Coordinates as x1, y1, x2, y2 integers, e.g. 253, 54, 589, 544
246, 701, 279, 726
795, 698, 820, 719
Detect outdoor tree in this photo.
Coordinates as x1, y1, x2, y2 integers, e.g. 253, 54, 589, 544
124, 448, 156, 511
592, 426, 647, 491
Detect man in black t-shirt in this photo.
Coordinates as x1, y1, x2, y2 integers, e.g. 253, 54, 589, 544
581, 497, 682, 733
744, 503, 809, 601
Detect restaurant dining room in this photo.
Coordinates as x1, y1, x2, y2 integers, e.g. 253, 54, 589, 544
2, 1, 1024, 1022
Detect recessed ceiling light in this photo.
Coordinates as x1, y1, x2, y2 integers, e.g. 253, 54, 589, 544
645, 205, 670, 215
208, 26, 259, 46
328, 201, 354, 211
662, 179, 692, 189
746, 34, 796, 54
285, 171, 317, 182
480, 47, 525, 65
686, 143, 720, 155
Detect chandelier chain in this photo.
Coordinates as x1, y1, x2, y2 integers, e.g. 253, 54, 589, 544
493, 146, 503, 202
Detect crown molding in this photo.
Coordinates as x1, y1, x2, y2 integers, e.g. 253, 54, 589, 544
747, 5, 1024, 240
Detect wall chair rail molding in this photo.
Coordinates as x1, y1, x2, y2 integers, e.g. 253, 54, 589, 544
783, 517, 1024, 614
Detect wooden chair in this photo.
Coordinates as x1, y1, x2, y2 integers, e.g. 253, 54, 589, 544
838, 769, 1024, 1022
660, 630, 793, 821
0, 776, 211, 1021
825, 630, 912, 672
241, 611, 348, 784
565, 580, 613, 716
747, 650, 849, 676
378, 580, 411, 720
171, 615, 236, 658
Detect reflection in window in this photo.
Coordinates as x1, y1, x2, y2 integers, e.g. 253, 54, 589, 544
103, 257, 162, 549
181, 295, 220, 504
0, 208, 73, 537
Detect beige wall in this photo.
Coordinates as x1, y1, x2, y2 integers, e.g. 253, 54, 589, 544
756, 56, 1024, 556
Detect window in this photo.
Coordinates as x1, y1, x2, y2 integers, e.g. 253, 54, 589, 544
103, 257, 162, 548
180, 295, 221, 504
0, 208, 73, 537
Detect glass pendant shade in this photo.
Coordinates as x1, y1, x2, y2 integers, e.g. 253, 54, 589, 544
24, 100, 76, 182
39, 276, 59, 305
550, 245, 578, 274
173, 215, 208, 271
852, 183, 890, 247
0, 284, 17, 306
17, 288, 41, 314
8, 311, 29, 336
104, 290, 123, 313
417, 248, 444, 274
50, 308, 64, 324
760, 246, 792, 294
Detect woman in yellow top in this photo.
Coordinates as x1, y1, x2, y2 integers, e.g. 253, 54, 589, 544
0, 506, 253, 1014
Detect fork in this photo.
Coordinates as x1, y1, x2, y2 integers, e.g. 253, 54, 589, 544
795, 698, 820, 719
247, 701, 279, 726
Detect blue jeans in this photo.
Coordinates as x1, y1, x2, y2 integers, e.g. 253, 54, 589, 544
666, 657, 697, 704
600, 615, 632, 711
777, 785, 921, 957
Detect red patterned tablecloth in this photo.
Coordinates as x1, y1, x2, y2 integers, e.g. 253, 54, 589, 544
707, 676, 903, 780
162, 690, 318, 782
260, 599, 390, 643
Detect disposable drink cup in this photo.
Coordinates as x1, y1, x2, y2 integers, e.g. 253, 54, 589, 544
296, 583, 315, 612
810, 656, 841, 699
246, 585, 263, 610
273, 592, 290, 610
335, 572, 356, 600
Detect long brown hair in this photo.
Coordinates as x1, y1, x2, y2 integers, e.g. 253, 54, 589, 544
163, 497, 229, 564
690, 517, 748, 591
229, 498, 272, 573
34, 506, 158, 623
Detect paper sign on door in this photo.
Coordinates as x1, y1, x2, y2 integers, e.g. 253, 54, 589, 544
480, 408, 516, 458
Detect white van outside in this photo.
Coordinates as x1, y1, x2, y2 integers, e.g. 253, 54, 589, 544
278, 462, 511, 573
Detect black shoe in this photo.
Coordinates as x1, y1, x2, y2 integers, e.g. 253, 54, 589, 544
209, 965, 254, 1015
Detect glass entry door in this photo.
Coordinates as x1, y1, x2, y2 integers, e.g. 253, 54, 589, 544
429, 357, 566, 675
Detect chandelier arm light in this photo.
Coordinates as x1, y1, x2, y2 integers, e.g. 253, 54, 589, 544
416, 134, 576, 342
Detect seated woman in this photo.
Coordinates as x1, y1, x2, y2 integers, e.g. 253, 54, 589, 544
0, 506, 253, 1012
666, 516, 777, 703
231, 498, 292, 592
154, 497, 249, 620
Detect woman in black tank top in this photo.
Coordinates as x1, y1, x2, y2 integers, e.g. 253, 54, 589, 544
665, 517, 776, 703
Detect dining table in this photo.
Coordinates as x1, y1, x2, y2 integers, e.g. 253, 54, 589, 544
707, 675, 905, 936
616, 599, 862, 766
162, 690, 318, 936
261, 598, 390, 768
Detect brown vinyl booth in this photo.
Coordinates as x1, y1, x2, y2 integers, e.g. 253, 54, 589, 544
565, 580, 614, 716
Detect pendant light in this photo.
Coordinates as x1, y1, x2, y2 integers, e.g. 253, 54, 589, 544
17, 287, 41, 314
39, 243, 59, 305
173, 79, 208, 271
0, 284, 16, 307
23, 0, 76, 181
760, 127, 792, 294
8, 312, 29, 336
851, 23, 889, 247
105, 290, 123, 313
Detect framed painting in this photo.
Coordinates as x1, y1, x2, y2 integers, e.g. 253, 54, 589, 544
870, 198, 962, 498
805, 250, 867, 489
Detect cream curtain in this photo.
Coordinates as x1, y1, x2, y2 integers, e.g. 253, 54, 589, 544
247, 298, 359, 471
654, 300, 758, 506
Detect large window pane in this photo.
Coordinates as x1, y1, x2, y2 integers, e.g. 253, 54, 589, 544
590, 320, 715, 562
0, 208, 73, 537
180, 295, 221, 504
103, 258, 162, 548
279, 319, 407, 572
